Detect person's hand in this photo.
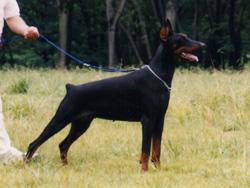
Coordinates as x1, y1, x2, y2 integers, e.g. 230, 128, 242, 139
23, 26, 40, 40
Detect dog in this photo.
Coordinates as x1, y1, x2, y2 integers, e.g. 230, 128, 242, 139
25, 19, 205, 171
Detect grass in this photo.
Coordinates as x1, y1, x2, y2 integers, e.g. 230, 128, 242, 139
0, 68, 249, 188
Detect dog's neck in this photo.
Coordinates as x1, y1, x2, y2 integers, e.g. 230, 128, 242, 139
149, 43, 176, 86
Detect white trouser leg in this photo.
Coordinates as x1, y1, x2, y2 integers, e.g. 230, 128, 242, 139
0, 97, 22, 162
0, 97, 11, 156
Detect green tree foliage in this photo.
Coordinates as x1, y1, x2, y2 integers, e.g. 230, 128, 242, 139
0, 0, 249, 69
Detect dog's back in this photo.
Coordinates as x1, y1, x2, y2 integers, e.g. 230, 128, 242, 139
64, 68, 168, 121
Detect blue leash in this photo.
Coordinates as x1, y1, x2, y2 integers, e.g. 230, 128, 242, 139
1, 34, 137, 73
39, 34, 136, 73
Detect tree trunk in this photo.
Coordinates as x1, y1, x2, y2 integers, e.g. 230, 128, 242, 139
108, 26, 116, 67
215, 0, 221, 23
150, 0, 158, 19
193, 0, 199, 40
206, 0, 215, 27
106, 0, 127, 67
66, 2, 73, 68
228, 0, 242, 69
151, 0, 165, 21
131, 0, 152, 60
119, 22, 144, 65
58, 0, 69, 68
166, 0, 177, 30
206, 0, 223, 69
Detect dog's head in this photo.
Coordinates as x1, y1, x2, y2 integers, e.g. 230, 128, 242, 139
160, 19, 206, 62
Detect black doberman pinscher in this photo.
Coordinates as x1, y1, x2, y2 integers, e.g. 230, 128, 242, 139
25, 19, 205, 171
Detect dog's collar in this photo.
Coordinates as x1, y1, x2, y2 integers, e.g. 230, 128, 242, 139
143, 65, 172, 92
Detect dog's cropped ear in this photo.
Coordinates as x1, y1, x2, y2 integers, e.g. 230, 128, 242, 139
160, 18, 174, 42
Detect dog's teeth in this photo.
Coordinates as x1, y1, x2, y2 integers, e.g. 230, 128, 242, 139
182, 52, 186, 55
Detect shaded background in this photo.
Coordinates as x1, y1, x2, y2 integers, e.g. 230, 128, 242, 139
1, 0, 250, 69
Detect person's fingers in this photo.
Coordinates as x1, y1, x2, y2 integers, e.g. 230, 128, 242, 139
24, 27, 40, 40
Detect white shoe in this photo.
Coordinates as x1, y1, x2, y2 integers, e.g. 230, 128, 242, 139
0, 147, 23, 164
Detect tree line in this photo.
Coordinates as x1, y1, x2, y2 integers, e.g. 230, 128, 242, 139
0, 0, 249, 69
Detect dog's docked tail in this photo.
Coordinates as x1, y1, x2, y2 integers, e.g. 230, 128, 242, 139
65, 83, 75, 95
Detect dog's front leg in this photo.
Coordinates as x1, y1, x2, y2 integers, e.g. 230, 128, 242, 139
151, 137, 162, 169
140, 116, 154, 171
151, 117, 164, 169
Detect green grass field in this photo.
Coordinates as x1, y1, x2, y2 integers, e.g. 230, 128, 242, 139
0, 69, 249, 188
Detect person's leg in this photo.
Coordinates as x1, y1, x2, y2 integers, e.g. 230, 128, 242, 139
0, 97, 23, 163
0, 97, 11, 155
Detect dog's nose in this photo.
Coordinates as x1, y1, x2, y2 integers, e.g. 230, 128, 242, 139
199, 42, 206, 49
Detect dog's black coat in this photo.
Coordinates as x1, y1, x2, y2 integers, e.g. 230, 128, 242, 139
25, 20, 205, 171
66, 64, 169, 121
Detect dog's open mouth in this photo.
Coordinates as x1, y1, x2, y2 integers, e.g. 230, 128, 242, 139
180, 52, 199, 62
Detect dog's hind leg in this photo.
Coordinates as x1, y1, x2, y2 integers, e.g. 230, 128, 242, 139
59, 116, 93, 164
25, 96, 74, 162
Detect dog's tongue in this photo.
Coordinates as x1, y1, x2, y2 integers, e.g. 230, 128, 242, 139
181, 52, 199, 62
